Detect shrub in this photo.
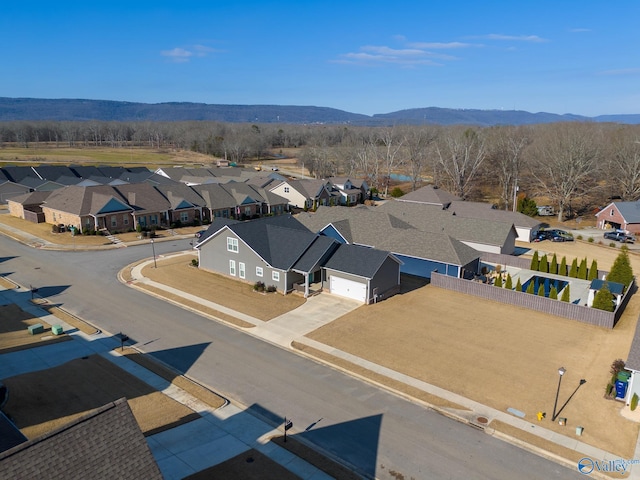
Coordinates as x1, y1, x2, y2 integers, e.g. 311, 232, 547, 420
494, 274, 502, 288
569, 258, 578, 278
592, 282, 614, 311
253, 281, 265, 292
191, 259, 199, 267
539, 254, 548, 273
505, 274, 513, 290
559, 256, 567, 276
561, 284, 571, 302
576, 234, 583, 240
578, 258, 588, 280
390, 187, 404, 198
52, 224, 59, 233
515, 278, 522, 292
550, 254, 558, 275
588, 259, 598, 281
608, 249, 634, 290
549, 286, 558, 300
611, 359, 626, 376
588, 237, 594, 243
609, 242, 617, 248
266, 285, 277, 293
632, 394, 639, 411
526, 280, 535, 294
530, 251, 539, 271
537, 284, 545, 297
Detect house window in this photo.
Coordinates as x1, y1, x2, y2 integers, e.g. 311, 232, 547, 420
272, 271, 280, 282
150, 215, 158, 225
611, 209, 614, 216
52, 213, 56, 222
239, 262, 245, 279
284, 186, 290, 193
227, 237, 239, 252
222, 210, 229, 218
180, 212, 189, 222
111, 216, 117, 228
214, 210, 221, 218
229, 260, 236, 276
245, 206, 252, 216
139, 216, 146, 227
123, 216, 129, 225
256, 267, 263, 277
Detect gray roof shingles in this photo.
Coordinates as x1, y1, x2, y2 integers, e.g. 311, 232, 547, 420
323, 243, 395, 279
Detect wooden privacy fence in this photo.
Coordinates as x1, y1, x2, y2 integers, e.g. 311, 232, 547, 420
431, 272, 634, 329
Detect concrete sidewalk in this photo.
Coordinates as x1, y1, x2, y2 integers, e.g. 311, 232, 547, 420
126, 252, 640, 479
0, 284, 333, 480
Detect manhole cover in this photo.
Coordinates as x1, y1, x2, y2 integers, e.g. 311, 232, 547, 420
476, 417, 488, 424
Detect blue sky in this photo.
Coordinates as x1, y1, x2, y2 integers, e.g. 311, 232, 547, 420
2, 1, 639, 116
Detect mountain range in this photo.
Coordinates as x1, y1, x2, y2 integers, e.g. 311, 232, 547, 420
1, 97, 639, 126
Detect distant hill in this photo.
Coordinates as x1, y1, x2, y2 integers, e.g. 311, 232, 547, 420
0, 97, 639, 126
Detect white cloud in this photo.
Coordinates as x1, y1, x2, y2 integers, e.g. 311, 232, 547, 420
336, 39, 462, 66
408, 41, 476, 49
483, 34, 548, 42
161, 45, 220, 63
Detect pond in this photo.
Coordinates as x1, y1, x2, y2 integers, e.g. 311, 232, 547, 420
521, 275, 568, 297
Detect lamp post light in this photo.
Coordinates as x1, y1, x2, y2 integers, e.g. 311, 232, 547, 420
150, 238, 157, 268
552, 367, 566, 421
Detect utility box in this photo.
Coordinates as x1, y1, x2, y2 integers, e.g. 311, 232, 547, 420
28, 323, 44, 335
52, 324, 63, 335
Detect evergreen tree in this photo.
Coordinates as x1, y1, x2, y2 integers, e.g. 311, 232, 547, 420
608, 250, 634, 290
539, 254, 549, 273
505, 273, 513, 290
537, 283, 545, 297
578, 257, 588, 280
495, 274, 502, 288
549, 286, 558, 300
569, 258, 578, 278
517, 196, 538, 216
550, 254, 558, 275
588, 259, 599, 281
561, 284, 571, 302
530, 251, 539, 271
559, 256, 567, 276
515, 278, 522, 292
593, 283, 615, 312
526, 280, 535, 294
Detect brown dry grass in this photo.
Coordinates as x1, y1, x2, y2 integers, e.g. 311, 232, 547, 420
292, 341, 466, 410
0, 214, 109, 246
3, 354, 199, 439
0, 303, 72, 353
305, 240, 640, 458
120, 349, 226, 409
43, 305, 100, 335
141, 253, 305, 321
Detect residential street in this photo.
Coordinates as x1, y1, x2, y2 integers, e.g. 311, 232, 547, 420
0, 235, 582, 479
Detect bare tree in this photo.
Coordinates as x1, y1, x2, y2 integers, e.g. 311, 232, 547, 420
486, 126, 531, 210
530, 123, 600, 221
377, 127, 405, 197
404, 126, 439, 191
434, 127, 487, 199
608, 128, 640, 200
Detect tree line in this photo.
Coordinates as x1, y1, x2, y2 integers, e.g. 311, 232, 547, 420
1, 120, 639, 221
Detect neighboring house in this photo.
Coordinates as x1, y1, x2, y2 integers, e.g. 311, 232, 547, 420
196, 215, 400, 302
155, 183, 206, 225
7, 191, 53, 223
0, 398, 162, 480
269, 179, 333, 209
191, 183, 239, 220
377, 200, 518, 255
0, 170, 31, 204
296, 205, 481, 279
595, 202, 640, 234
327, 177, 369, 205
397, 185, 542, 242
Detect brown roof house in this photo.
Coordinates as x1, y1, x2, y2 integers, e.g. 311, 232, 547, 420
0, 398, 162, 480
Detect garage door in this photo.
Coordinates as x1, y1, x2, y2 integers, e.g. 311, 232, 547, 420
330, 276, 367, 302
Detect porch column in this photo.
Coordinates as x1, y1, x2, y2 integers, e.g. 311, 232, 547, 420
304, 272, 309, 298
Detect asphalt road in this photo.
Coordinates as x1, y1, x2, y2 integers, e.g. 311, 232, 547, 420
0, 236, 583, 479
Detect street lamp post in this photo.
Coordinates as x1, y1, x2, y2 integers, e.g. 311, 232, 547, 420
552, 367, 566, 421
151, 238, 157, 268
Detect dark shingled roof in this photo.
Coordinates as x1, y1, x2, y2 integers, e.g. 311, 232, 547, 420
0, 398, 162, 480
323, 244, 397, 279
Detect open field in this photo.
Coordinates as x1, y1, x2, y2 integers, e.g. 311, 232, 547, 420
141, 253, 306, 321
304, 239, 640, 458
2, 354, 200, 439
0, 145, 215, 167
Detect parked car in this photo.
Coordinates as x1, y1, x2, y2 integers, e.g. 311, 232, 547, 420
533, 229, 574, 242
604, 231, 635, 243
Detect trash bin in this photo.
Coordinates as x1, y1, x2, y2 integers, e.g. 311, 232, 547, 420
615, 380, 628, 399
576, 426, 584, 436
618, 371, 631, 382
